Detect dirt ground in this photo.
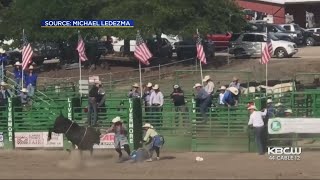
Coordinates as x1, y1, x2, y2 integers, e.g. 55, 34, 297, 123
0, 150, 319, 179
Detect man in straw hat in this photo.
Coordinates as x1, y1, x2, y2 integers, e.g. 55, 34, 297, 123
143, 82, 153, 120
13, 61, 22, 94
193, 83, 211, 123
20, 88, 31, 108
284, 109, 293, 117
87, 80, 101, 126
170, 84, 188, 127
24, 65, 38, 97
202, 75, 215, 95
103, 116, 131, 162
128, 83, 140, 98
247, 105, 267, 155
141, 123, 164, 162
0, 81, 11, 107
229, 76, 240, 90
218, 86, 226, 106
150, 84, 164, 127
222, 87, 239, 107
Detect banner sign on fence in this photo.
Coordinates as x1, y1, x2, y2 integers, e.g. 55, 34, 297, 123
15, 132, 63, 148
269, 118, 320, 134
0, 132, 4, 148
93, 133, 115, 149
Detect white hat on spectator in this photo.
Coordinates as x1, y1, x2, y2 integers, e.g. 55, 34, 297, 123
228, 87, 239, 95
132, 83, 139, 88
233, 76, 239, 81
95, 80, 102, 85
173, 84, 179, 89
142, 123, 153, 128
267, 99, 273, 103
29, 65, 34, 70
275, 102, 283, 107
0, 82, 8, 86
247, 105, 257, 110
112, 116, 122, 123
21, 88, 28, 93
146, 82, 153, 88
220, 86, 226, 90
15, 61, 21, 66
153, 84, 160, 90
0, 49, 5, 53
202, 75, 211, 82
193, 83, 202, 88
284, 109, 293, 113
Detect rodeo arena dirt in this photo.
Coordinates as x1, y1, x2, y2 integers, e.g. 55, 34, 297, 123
2, 45, 320, 180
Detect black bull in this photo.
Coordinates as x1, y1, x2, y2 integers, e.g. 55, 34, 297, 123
47, 114, 101, 155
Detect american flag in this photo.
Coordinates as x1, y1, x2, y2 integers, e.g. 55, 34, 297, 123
134, 30, 152, 65
21, 33, 33, 70
261, 33, 273, 64
196, 32, 207, 64
76, 34, 88, 61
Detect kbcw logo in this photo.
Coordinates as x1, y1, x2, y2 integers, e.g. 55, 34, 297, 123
268, 147, 302, 155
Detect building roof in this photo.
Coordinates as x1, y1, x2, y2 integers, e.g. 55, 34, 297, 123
256, 0, 320, 4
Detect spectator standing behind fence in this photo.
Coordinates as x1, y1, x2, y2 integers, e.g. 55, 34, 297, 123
193, 83, 211, 123
0, 82, 11, 107
143, 82, 153, 122
87, 81, 100, 126
128, 83, 141, 98
150, 84, 164, 127
170, 85, 188, 127
218, 86, 226, 106
13, 62, 22, 93
203, 75, 215, 95
96, 81, 106, 113
20, 88, 31, 110
222, 87, 239, 107
247, 105, 267, 155
24, 65, 37, 97
284, 109, 292, 117
229, 77, 241, 103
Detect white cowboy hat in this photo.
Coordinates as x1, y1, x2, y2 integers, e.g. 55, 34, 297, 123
94, 80, 102, 85
228, 87, 239, 95
247, 105, 257, 110
275, 102, 283, 107
193, 83, 202, 88
267, 99, 273, 103
15, 61, 21, 66
0, 81, 8, 86
146, 82, 153, 88
284, 109, 293, 113
202, 75, 211, 82
173, 84, 179, 89
153, 84, 160, 90
233, 76, 239, 81
220, 86, 226, 90
112, 116, 122, 123
0, 49, 6, 53
29, 65, 34, 70
142, 123, 153, 128
21, 88, 28, 93
132, 83, 139, 88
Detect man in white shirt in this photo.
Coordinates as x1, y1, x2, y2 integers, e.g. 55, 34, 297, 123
149, 84, 164, 127
248, 105, 267, 155
202, 75, 215, 95
218, 86, 226, 106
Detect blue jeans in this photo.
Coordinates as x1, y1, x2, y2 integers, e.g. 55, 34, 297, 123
199, 97, 211, 122
88, 97, 97, 126
27, 84, 35, 97
254, 126, 265, 155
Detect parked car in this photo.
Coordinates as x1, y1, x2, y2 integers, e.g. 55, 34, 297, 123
174, 39, 215, 60
145, 38, 173, 58
206, 32, 232, 49
279, 23, 320, 46
307, 28, 320, 33
229, 32, 298, 58
246, 23, 303, 45
159, 34, 182, 51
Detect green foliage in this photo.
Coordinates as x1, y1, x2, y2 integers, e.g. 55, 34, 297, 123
0, 0, 246, 41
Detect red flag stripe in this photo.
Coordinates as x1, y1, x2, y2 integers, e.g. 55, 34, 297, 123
134, 31, 152, 65
196, 33, 207, 65
77, 35, 88, 61
22, 43, 33, 70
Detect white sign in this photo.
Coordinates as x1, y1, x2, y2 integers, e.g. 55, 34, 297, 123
89, 76, 99, 84
93, 133, 115, 149
43, 132, 64, 148
268, 147, 301, 161
15, 132, 63, 148
268, 118, 320, 134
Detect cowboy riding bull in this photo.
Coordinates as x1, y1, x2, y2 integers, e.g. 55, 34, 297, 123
47, 112, 101, 156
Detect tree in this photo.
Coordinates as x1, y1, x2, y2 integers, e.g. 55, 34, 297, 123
0, 0, 245, 42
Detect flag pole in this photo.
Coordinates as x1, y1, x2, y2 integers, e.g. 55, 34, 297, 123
21, 29, 25, 90
265, 28, 268, 97
197, 29, 204, 86
78, 30, 82, 97
139, 61, 143, 97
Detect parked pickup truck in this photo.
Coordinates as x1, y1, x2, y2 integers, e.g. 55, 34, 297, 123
279, 23, 320, 46
206, 32, 232, 50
